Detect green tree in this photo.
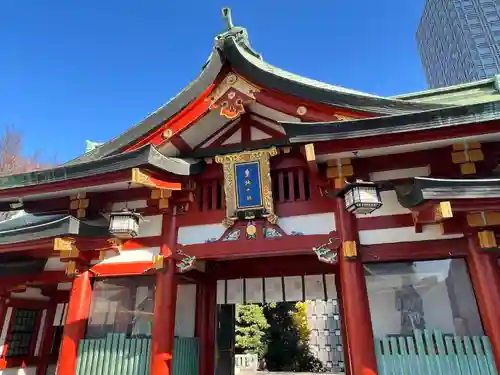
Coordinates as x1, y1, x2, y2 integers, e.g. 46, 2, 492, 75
263, 302, 324, 372
235, 304, 268, 358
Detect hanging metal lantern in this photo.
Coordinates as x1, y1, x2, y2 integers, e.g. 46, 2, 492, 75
338, 180, 383, 215
109, 209, 142, 238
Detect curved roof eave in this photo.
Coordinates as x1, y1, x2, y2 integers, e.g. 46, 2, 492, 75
395, 176, 500, 208
222, 37, 445, 115
65, 49, 225, 165
64, 26, 446, 165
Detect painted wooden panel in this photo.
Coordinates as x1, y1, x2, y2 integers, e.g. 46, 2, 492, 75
375, 330, 498, 375
75, 334, 198, 375
217, 274, 335, 304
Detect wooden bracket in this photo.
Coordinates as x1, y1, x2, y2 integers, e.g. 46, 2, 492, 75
54, 237, 80, 260
452, 142, 483, 175
326, 158, 353, 189
434, 201, 453, 222
150, 189, 172, 210
69, 192, 89, 219
303, 143, 318, 173
477, 231, 497, 250
467, 212, 500, 227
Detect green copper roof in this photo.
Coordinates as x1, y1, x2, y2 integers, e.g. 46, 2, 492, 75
392, 75, 500, 106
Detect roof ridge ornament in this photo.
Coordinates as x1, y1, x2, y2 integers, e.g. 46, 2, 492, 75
216, 7, 263, 60
222, 7, 234, 31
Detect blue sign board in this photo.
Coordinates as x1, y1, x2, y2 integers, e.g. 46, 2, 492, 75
234, 161, 263, 209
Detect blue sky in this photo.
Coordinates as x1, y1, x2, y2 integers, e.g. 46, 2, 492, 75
0, 0, 426, 163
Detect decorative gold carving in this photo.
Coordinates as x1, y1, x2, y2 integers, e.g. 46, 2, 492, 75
209, 74, 260, 119
215, 147, 279, 226
335, 114, 356, 121
162, 129, 173, 140
131, 168, 156, 188
54, 237, 80, 259
54, 237, 75, 252
281, 147, 291, 154
296, 106, 307, 116
477, 231, 497, 249
434, 201, 453, 222
342, 241, 357, 260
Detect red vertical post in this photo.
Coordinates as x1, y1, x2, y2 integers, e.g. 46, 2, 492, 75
336, 200, 378, 375
335, 272, 351, 375
56, 271, 92, 375
150, 211, 179, 375
196, 282, 208, 375
467, 236, 500, 369
36, 302, 58, 375
204, 278, 217, 375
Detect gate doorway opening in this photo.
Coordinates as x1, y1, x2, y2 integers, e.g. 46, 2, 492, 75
215, 274, 345, 375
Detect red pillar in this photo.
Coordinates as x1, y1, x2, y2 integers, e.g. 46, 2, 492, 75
467, 236, 500, 369
204, 279, 217, 375
36, 302, 58, 375
150, 212, 178, 375
336, 200, 378, 375
196, 282, 208, 375
56, 271, 92, 375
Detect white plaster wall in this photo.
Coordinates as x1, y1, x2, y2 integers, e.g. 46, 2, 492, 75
359, 224, 463, 245
0, 368, 36, 375
44, 257, 66, 271
174, 284, 197, 338
369, 166, 430, 182
356, 190, 410, 219
136, 215, 162, 238
111, 200, 148, 211
278, 213, 336, 235
11, 288, 49, 301
178, 223, 227, 245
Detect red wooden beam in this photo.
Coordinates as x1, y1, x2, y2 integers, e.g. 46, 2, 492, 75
125, 84, 215, 152
254, 90, 373, 122
208, 254, 336, 279
0, 271, 68, 290
361, 238, 468, 262
182, 232, 338, 260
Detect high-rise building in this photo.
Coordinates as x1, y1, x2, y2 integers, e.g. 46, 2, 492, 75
417, 0, 500, 88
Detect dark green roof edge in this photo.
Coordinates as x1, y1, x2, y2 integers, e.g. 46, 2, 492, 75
395, 177, 500, 208
66, 50, 225, 166
0, 144, 205, 192
0, 213, 110, 245
281, 101, 500, 143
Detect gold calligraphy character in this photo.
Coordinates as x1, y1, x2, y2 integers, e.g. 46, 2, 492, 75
246, 196, 253, 201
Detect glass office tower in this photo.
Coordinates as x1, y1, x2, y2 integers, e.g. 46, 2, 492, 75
417, 0, 500, 88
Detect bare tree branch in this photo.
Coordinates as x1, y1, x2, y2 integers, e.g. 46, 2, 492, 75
0, 126, 53, 221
